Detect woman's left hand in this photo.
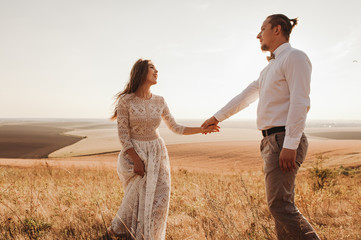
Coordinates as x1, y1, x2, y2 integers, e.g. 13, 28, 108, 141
202, 125, 220, 134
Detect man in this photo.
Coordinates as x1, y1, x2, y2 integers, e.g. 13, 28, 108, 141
202, 14, 320, 239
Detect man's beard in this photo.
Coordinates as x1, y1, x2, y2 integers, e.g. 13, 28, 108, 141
261, 43, 269, 51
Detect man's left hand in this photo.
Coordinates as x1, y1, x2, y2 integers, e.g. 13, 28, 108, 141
279, 148, 297, 172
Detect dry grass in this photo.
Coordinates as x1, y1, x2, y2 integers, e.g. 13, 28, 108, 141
0, 162, 360, 240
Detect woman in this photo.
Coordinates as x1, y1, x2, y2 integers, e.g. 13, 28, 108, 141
109, 59, 219, 239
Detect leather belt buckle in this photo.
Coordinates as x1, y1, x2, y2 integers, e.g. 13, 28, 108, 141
262, 126, 285, 137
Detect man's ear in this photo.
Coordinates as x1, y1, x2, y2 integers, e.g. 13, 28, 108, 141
274, 25, 282, 36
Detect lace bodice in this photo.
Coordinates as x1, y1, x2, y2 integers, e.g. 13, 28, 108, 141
116, 93, 185, 152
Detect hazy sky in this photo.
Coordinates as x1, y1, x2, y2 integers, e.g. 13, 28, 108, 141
1, 0, 360, 120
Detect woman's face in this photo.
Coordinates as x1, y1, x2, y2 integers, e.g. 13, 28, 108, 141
146, 61, 158, 85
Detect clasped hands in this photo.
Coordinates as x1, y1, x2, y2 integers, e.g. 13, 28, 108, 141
201, 116, 220, 135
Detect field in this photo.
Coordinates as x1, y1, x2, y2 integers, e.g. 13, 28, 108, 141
0, 162, 360, 240
1, 121, 361, 239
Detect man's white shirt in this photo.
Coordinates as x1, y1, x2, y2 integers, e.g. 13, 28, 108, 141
214, 43, 312, 150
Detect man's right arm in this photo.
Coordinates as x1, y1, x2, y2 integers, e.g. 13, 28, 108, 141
202, 80, 259, 128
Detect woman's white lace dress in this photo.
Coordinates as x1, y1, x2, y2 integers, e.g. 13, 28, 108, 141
111, 93, 185, 240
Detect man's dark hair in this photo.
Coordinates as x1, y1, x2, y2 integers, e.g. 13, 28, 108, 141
267, 14, 298, 41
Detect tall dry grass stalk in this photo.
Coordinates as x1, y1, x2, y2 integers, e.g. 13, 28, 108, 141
0, 163, 360, 239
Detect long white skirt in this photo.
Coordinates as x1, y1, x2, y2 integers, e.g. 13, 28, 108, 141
111, 138, 171, 240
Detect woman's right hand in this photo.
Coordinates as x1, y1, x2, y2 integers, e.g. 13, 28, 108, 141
126, 148, 145, 177
133, 155, 145, 177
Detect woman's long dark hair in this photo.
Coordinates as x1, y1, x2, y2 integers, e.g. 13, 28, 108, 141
110, 59, 150, 120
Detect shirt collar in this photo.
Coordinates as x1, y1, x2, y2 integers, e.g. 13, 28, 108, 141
272, 42, 291, 58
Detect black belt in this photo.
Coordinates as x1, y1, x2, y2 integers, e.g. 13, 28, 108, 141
262, 126, 285, 137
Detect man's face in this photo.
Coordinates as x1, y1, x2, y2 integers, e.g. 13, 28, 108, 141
256, 18, 274, 52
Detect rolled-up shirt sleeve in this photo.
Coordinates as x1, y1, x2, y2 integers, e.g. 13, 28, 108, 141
116, 96, 134, 152
214, 80, 260, 122
283, 50, 312, 149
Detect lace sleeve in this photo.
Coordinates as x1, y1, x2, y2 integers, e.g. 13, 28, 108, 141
116, 95, 134, 152
161, 98, 185, 135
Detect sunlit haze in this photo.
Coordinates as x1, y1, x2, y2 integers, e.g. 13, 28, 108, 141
1, 0, 360, 120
